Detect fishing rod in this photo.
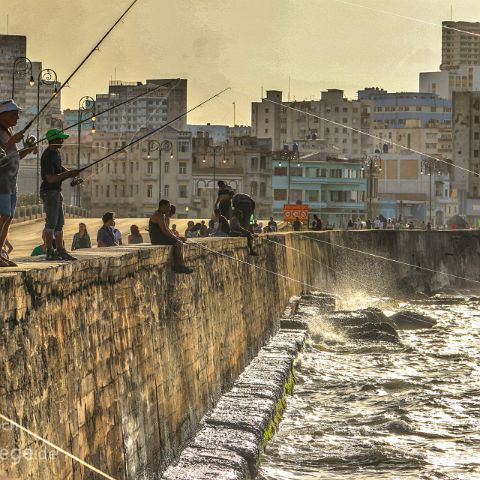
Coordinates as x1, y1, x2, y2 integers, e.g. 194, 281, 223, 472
0, 79, 178, 169
24, 79, 177, 151
22, 0, 139, 133
71, 87, 231, 185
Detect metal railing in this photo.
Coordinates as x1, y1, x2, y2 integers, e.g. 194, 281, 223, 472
12, 204, 89, 224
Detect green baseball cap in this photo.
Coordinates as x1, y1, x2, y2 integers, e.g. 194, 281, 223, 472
46, 128, 69, 141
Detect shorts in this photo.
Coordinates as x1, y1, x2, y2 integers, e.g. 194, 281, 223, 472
0, 192, 17, 217
41, 190, 64, 232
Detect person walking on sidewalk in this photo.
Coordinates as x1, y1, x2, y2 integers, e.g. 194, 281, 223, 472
40, 129, 80, 261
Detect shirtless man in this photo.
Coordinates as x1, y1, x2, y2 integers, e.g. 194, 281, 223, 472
149, 199, 193, 274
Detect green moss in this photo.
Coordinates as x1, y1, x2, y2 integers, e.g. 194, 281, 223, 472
262, 368, 296, 447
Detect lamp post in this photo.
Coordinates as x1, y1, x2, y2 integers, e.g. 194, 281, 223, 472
36, 68, 58, 202
11, 56, 34, 100
202, 144, 227, 205
420, 157, 441, 226
361, 153, 382, 219
77, 96, 96, 207
147, 140, 174, 202
278, 143, 299, 204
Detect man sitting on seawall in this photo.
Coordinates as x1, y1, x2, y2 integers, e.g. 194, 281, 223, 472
149, 199, 194, 274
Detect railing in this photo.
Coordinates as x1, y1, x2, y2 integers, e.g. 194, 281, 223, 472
12, 204, 89, 224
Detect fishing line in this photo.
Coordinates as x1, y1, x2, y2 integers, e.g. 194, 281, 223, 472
190, 240, 335, 297
80, 79, 180, 179
297, 233, 480, 285
264, 98, 480, 179
16, 79, 178, 157
332, 0, 480, 38
77, 87, 231, 176
23, 0, 139, 132
264, 236, 397, 297
0, 413, 117, 480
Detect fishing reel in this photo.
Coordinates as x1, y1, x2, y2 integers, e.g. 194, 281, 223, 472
70, 177, 84, 187
23, 135, 37, 149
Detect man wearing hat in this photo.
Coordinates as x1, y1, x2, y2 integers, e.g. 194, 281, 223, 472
0, 100, 36, 267
40, 128, 80, 261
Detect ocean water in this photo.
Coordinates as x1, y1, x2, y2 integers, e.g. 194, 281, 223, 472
258, 296, 480, 480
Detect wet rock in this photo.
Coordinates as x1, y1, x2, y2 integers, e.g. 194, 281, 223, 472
192, 427, 260, 478
347, 322, 400, 343
389, 311, 437, 330
162, 446, 248, 480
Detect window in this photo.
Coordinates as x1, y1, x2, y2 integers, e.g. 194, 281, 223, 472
179, 185, 188, 198
164, 162, 169, 173
177, 140, 190, 152
260, 156, 266, 169
251, 157, 258, 169
147, 162, 153, 174
147, 184, 153, 198
130, 185, 133, 197
475, 150, 479, 158
114, 185, 118, 197
274, 189, 287, 201
106, 185, 110, 198
260, 182, 266, 197
274, 167, 287, 176
265, 118, 269, 124
265, 108, 269, 114
290, 167, 302, 176
179, 162, 187, 174
95, 185, 99, 197
130, 162, 134, 173
475, 116, 480, 124
305, 190, 319, 202
164, 185, 169, 197
329, 169, 342, 178
265, 128, 269, 134
250, 182, 258, 197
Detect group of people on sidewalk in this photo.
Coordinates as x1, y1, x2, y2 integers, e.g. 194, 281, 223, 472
0, 99, 282, 274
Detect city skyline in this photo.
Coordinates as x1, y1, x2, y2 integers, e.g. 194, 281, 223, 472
3, 0, 480, 126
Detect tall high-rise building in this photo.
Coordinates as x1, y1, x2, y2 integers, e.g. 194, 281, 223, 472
441, 21, 480, 71
452, 91, 480, 224
0, 35, 28, 104
95, 79, 187, 133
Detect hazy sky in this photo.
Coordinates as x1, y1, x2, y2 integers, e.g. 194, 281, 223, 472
3, 0, 480, 125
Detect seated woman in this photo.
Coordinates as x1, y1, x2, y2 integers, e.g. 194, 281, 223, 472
149, 199, 193, 274
128, 224, 144, 244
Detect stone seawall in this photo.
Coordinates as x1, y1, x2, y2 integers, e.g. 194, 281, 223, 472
0, 231, 479, 479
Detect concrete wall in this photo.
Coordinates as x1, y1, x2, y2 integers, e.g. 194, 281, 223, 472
1, 231, 479, 479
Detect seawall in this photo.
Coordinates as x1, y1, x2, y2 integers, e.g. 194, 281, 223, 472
1, 231, 479, 479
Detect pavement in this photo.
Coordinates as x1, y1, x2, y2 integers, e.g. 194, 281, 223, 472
7, 217, 284, 260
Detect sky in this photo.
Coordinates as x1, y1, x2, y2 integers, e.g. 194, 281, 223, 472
3, 0, 480, 125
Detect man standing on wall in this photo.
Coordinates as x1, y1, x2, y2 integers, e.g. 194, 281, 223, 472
0, 100, 36, 267
40, 129, 80, 261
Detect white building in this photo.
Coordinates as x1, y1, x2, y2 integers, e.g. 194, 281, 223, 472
251, 89, 371, 154
378, 153, 456, 226
84, 127, 193, 218
95, 79, 187, 133
419, 66, 480, 100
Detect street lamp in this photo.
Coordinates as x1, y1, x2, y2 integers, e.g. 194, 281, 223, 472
202, 144, 227, 205
77, 96, 96, 207
11, 56, 34, 99
420, 157, 440, 226
361, 153, 382, 219
147, 140, 174, 202
278, 143, 299, 204
36, 68, 58, 202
